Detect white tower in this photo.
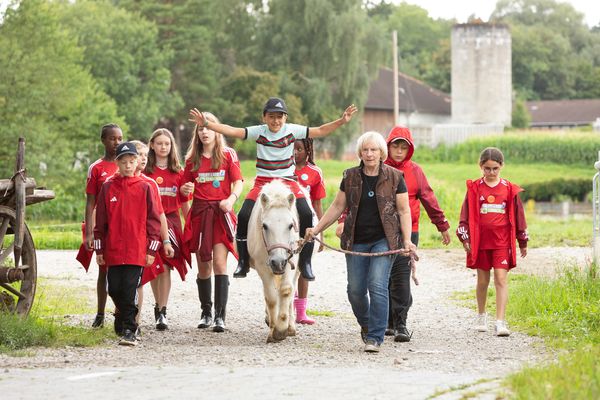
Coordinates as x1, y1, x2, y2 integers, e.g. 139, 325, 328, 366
451, 23, 512, 126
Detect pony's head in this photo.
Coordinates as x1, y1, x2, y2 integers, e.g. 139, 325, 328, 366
258, 180, 299, 275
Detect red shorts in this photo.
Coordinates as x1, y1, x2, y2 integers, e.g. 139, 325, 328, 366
245, 176, 306, 201
471, 248, 512, 271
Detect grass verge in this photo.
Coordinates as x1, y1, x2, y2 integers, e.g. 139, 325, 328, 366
0, 278, 110, 354
451, 265, 599, 399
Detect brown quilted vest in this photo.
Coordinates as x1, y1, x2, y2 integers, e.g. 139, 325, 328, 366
340, 163, 404, 250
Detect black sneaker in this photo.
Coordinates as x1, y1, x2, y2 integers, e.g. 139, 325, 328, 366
119, 329, 137, 346
92, 313, 104, 328
197, 313, 212, 329
364, 339, 381, 353
394, 326, 411, 343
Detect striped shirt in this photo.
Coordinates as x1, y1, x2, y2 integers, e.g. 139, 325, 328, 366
245, 123, 309, 177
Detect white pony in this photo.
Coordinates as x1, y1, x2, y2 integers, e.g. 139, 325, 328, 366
247, 180, 301, 342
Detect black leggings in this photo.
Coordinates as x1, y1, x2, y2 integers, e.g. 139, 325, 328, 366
236, 198, 313, 239
388, 232, 419, 329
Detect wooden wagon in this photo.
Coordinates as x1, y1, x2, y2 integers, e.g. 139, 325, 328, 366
0, 138, 55, 315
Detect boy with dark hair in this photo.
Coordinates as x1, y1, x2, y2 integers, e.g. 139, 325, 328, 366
94, 142, 162, 346
189, 98, 357, 281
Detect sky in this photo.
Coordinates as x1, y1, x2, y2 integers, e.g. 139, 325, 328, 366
399, 0, 600, 27
1, 1, 599, 26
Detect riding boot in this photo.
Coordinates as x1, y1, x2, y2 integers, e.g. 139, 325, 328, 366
233, 239, 250, 278
213, 275, 229, 333
298, 241, 315, 281
196, 277, 212, 329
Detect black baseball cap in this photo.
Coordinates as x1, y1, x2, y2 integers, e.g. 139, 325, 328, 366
263, 97, 288, 115
115, 142, 138, 159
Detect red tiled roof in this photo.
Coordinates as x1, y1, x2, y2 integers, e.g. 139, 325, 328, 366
365, 67, 451, 115
526, 99, 600, 127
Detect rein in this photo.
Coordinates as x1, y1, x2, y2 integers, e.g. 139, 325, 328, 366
296, 237, 419, 260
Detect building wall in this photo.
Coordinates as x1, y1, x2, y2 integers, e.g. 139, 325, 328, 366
451, 24, 512, 126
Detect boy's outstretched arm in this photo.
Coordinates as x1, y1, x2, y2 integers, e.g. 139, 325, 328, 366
189, 108, 246, 139
309, 104, 358, 138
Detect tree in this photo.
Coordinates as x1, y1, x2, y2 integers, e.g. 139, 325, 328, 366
0, 0, 124, 219
253, 0, 385, 155
493, 0, 600, 100
0, 0, 123, 178
56, 0, 180, 137
511, 97, 531, 128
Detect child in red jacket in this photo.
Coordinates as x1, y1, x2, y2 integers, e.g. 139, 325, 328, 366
456, 147, 528, 337
94, 142, 162, 346
385, 126, 451, 342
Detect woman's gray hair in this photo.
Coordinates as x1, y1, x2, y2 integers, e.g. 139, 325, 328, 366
356, 131, 387, 161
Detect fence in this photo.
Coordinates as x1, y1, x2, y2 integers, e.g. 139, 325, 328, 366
411, 123, 505, 148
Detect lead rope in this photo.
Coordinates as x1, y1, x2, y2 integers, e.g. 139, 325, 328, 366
293, 237, 419, 261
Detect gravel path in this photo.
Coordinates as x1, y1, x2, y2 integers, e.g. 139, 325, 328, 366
1, 247, 590, 399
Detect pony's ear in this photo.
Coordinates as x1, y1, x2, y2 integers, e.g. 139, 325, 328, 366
287, 193, 295, 208
260, 192, 270, 208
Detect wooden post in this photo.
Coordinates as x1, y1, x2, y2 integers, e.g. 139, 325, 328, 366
14, 137, 26, 267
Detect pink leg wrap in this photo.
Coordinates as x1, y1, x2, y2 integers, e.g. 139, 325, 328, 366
294, 297, 315, 325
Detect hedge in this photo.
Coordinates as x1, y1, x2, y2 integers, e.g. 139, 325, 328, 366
520, 178, 591, 202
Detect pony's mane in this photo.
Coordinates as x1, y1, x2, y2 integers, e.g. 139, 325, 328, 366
259, 180, 294, 208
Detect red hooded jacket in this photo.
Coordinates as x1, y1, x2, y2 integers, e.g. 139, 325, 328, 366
385, 126, 450, 233
94, 174, 162, 267
457, 178, 529, 269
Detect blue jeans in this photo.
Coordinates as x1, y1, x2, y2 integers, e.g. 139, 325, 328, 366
345, 237, 393, 344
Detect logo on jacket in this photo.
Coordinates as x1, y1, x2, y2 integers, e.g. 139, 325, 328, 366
110, 196, 117, 202
101, 171, 108, 177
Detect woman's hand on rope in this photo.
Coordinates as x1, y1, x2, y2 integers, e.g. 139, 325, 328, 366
404, 240, 419, 261
304, 227, 318, 242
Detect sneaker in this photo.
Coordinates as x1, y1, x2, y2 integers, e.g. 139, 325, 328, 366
156, 313, 169, 331
135, 326, 142, 341
91, 313, 104, 328
364, 339, 381, 353
474, 313, 488, 332
394, 326, 411, 342
360, 326, 368, 344
495, 320, 511, 337
197, 313, 212, 329
118, 329, 137, 346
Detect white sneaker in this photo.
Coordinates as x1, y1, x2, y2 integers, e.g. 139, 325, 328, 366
495, 320, 511, 337
474, 313, 488, 332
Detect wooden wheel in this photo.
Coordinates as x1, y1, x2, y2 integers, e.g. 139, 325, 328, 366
0, 205, 37, 316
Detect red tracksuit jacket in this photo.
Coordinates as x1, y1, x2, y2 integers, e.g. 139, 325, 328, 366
385, 126, 450, 233
94, 174, 162, 267
456, 178, 529, 268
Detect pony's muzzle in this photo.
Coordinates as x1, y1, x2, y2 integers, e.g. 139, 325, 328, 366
269, 257, 287, 275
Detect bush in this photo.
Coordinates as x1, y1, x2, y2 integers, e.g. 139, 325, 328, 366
520, 178, 591, 202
